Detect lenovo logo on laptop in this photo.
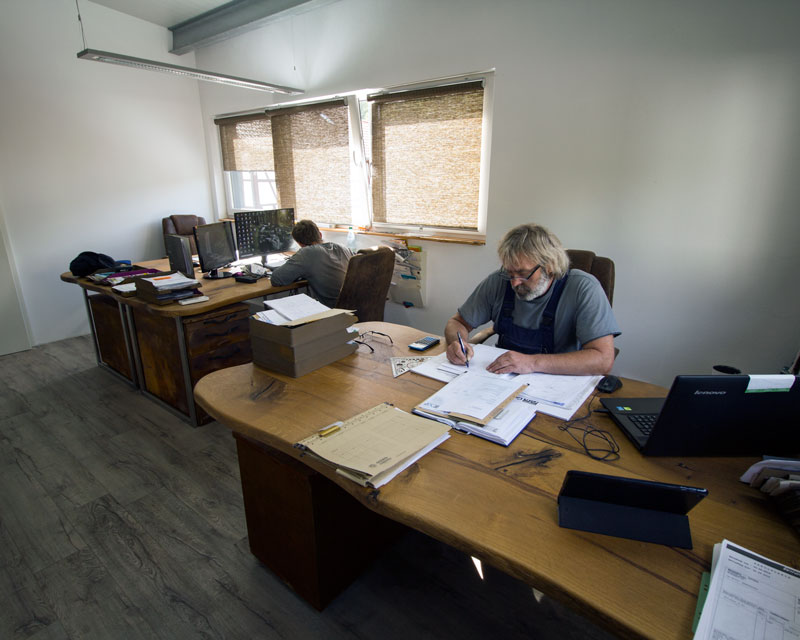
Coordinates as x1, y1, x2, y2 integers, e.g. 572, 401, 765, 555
694, 390, 726, 395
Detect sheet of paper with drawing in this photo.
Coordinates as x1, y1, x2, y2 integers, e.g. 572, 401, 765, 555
295, 403, 450, 489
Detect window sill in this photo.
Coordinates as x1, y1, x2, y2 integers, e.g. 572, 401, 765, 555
321, 227, 485, 246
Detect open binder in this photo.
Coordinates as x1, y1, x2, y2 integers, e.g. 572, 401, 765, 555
557, 470, 708, 548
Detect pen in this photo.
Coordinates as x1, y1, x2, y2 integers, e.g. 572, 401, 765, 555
318, 421, 342, 437
457, 333, 469, 368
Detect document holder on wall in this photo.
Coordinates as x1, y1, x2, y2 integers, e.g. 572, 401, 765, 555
557, 470, 708, 549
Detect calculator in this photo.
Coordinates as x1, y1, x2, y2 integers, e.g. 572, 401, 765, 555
409, 336, 440, 351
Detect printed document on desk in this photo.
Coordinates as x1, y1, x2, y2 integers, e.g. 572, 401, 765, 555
694, 539, 800, 640
410, 344, 515, 382
410, 343, 600, 420
415, 370, 528, 425
414, 398, 537, 446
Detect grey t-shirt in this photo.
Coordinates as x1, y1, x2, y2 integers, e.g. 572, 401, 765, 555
270, 242, 354, 307
458, 269, 621, 353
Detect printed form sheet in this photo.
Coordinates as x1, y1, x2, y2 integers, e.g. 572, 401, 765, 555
694, 539, 800, 639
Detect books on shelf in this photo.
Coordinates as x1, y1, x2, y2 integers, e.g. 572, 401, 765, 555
294, 403, 450, 489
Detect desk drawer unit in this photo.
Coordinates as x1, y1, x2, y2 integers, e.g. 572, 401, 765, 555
133, 303, 252, 424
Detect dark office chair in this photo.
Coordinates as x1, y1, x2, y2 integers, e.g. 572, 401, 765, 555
162, 214, 206, 256
469, 249, 616, 345
335, 247, 395, 322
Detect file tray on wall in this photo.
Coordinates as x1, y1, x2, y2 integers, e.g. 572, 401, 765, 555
557, 470, 708, 549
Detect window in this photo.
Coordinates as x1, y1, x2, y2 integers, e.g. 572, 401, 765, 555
216, 74, 490, 235
367, 82, 485, 230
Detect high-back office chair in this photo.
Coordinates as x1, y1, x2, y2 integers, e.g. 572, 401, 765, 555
162, 214, 206, 256
335, 247, 395, 322
469, 249, 616, 345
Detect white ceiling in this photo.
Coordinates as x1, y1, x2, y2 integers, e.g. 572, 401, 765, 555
89, 0, 230, 28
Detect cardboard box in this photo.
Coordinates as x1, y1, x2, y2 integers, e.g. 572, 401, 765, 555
252, 340, 357, 377
249, 310, 356, 347
249, 310, 358, 377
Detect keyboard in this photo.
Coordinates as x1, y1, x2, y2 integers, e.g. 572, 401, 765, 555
627, 413, 658, 437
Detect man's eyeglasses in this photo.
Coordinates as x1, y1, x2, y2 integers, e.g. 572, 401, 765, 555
499, 264, 541, 282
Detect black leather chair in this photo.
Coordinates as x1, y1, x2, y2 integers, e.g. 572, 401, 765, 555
162, 214, 206, 256
335, 247, 395, 322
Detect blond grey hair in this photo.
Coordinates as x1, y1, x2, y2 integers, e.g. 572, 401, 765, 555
498, 224, 569, 278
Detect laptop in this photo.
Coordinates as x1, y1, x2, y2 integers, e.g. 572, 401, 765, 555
599, 375, 800, 456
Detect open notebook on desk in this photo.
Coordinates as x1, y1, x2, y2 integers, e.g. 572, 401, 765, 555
410, 344, 600, 420
412, 370, 536, 446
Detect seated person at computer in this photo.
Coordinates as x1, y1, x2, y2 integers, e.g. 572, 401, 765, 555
269, 220, 354, 307
444, 223, 620, 376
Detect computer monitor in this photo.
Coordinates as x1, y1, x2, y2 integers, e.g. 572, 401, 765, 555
234, 208, 295, 263
193, 221, 237, 279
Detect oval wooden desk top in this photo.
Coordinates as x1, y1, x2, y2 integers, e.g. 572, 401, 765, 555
61, 258, 305, 317
195, 321, 798, 640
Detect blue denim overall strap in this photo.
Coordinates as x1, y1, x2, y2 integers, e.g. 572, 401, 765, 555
493, 274, 568, 355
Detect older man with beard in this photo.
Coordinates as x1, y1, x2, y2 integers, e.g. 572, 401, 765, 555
444, 223, 620, 375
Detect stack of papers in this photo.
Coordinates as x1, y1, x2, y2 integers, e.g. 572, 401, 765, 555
254, 294, 331, 325
295, 403, 450, 489
693, 540, 800, 639
142, 272, 200, 290
413, 370, 535, 446
410, 344, 600, 420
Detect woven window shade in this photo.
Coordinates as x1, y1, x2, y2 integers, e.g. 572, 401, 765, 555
217, 114, 274, 172
369, 81, 484, 229
216, 100, 351, 224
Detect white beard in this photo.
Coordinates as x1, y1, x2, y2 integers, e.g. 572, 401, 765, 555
514, 273, 552, 301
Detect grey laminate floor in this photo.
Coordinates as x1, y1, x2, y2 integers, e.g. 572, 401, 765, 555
0, 336, 619, 639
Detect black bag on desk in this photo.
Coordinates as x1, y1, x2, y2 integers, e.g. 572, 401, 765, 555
69, 251, 115, 276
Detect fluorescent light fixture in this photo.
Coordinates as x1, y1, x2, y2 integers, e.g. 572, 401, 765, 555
77, 48, 303, 95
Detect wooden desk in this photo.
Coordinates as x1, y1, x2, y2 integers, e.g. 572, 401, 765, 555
61, 258, 305, 425
194, 322, 799, 639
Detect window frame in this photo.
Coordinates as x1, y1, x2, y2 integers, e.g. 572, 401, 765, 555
215, 71, 493, 238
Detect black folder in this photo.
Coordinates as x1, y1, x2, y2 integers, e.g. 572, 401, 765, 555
557, 470, 708, 549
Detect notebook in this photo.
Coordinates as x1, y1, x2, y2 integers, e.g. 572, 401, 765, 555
599, 375, 800, 456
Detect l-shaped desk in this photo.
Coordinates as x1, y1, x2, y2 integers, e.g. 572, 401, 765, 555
194, 321, 798, 640
61, 258, 305, 425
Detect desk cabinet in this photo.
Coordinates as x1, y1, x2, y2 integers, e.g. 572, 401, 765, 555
133, 303, 252, 424
88, 293, 134, 381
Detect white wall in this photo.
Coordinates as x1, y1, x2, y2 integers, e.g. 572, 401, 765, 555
0, 0, 214, 344
195, 0, 800, 387
2, 0, 798, 388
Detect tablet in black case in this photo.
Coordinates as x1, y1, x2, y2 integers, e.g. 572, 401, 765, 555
557, 470, 708, 548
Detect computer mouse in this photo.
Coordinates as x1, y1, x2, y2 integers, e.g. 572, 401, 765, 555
597, 375, 622, 394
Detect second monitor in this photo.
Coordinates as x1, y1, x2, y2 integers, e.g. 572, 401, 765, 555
234, 208, 295, 264
194, 221, 237, 279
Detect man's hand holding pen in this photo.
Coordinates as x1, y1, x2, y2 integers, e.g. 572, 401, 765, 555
446, 333, 473, 366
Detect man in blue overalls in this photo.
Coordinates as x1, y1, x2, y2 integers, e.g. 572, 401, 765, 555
445, 224, 620, 375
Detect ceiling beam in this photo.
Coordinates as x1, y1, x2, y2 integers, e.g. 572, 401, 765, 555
169, 0, 324, 54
